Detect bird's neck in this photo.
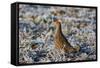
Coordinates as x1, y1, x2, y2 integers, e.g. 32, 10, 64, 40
55, 24, 62, 35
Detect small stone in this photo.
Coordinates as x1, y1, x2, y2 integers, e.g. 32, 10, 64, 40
80, 53, 88, 60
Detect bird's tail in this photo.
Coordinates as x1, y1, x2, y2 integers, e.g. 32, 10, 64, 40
73, 45, 80, 52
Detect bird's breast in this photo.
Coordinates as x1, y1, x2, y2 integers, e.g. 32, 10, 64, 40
54, 33, 64, 49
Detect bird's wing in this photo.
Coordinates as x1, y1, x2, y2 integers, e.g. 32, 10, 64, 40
61, 33, 73, 48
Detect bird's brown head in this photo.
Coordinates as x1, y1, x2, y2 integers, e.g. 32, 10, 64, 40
53, 19, 62, 28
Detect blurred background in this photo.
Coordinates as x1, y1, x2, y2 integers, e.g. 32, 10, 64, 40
19, 4, 96, 63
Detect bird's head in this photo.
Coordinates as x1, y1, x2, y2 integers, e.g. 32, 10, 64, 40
52, 17, 62, 28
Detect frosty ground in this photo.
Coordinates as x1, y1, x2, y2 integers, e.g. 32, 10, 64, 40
19, 4, 96, 64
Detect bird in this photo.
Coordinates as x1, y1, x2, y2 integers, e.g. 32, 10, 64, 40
53, 19, 80, 53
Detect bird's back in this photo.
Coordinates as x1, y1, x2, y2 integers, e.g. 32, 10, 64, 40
54, 32, 75, 53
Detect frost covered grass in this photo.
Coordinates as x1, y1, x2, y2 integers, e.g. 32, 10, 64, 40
19, 4, 96, 64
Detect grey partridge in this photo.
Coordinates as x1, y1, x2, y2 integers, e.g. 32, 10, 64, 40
53, 19, 80, 53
